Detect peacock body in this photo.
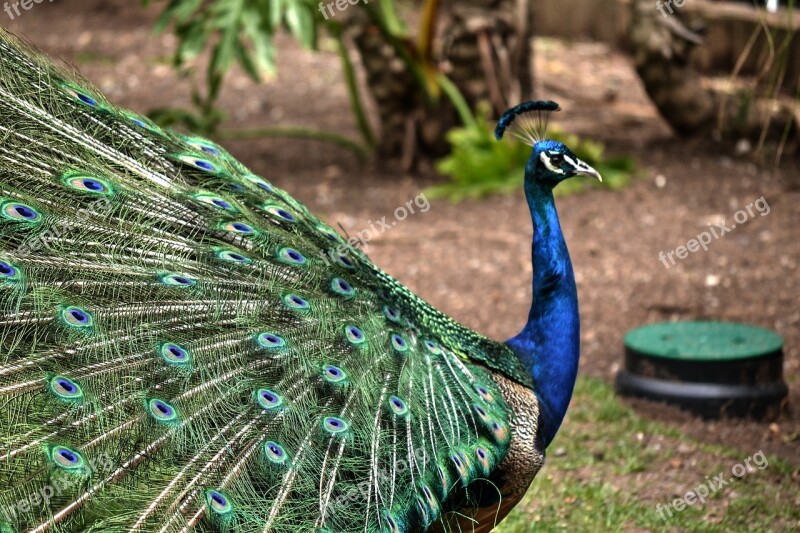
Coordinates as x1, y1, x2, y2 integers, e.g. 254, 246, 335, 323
0, 29, 600, 533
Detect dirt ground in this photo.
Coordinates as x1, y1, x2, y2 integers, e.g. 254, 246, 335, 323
4, 0, 798, 473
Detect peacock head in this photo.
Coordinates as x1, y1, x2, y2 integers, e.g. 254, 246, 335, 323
527, 139, 602, 187
495, 101, 602, 190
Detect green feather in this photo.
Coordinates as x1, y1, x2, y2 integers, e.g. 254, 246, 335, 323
0, 27, 527, 532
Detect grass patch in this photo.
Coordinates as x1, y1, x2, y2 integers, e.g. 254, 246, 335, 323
497, 377, 799, 532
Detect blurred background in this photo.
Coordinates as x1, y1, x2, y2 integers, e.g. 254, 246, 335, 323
3, 0, 798, 530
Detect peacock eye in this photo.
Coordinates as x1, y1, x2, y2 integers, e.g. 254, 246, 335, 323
549, 153, 564, 165
51, 446, 85, 470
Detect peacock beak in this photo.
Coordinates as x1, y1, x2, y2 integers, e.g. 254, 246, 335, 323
572, 159, 602, 182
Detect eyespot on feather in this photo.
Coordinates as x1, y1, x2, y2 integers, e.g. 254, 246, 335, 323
322, 416, 349, 435
160, 343, 192, 367
147, 398, 179, 424
1, 201, 41, 223
205, 490, 233, 516
256, 332, 287, 349
283, 294, 310, 311
49, 445, 87, 471
49, 376, 84, 402
62, 174, 114, 195
255, 389, 284, 410
0, 260, 20, 282
160, 273, 196, 287
61, 306, 93, 328
263, 441, 289, 465
330, 277, 355, 297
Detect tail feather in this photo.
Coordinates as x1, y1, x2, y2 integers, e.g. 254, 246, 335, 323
0, 28, 525, 532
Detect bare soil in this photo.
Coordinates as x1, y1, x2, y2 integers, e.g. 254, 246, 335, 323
4, 0, 798, 475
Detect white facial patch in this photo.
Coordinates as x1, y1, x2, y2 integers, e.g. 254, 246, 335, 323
539, 152, 566, 175
563, 154, 580, 168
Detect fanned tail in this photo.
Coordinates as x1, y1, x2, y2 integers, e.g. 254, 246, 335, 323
0, 29, 519, 532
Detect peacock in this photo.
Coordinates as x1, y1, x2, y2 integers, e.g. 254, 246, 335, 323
0, 28, 601, 533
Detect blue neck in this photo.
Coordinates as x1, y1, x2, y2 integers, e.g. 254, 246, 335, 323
505, 173, 580, 449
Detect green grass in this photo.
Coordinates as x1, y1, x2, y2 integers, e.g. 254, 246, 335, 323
496, 377, 799, 532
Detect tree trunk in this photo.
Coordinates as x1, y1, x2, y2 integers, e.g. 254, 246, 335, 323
629, 0, 796, 144
349, 10, 435, 161
347, 1, 534, 165
442, 0, 534, 114
629, 0, 716, 133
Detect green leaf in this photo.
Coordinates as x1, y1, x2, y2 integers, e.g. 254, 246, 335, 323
150, 0, 321, 105
284, 1, 315, 49
243, 6, 277, 74
270, 0, 285, 29
174, 19, 209, 64
153, 0, 204, 31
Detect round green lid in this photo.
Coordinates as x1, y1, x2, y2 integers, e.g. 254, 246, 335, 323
624, 321, 784, 361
